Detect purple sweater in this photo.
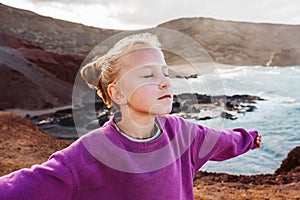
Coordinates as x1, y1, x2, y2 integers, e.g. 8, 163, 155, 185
0, 115, 258, 200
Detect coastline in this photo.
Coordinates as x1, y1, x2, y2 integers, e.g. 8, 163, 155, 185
4, 105, 74, 117
169, 62, 238, 77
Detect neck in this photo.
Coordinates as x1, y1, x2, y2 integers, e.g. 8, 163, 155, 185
116, 108, 156, 140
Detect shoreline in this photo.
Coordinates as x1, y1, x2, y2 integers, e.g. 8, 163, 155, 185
4, 105, 74, 117
169, 62, 239, 77
171, 63, 300, 76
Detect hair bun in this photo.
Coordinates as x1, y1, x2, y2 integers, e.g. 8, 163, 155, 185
80, 59, 102, 89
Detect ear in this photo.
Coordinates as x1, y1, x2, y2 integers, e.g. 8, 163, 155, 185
107, 83, 127, 105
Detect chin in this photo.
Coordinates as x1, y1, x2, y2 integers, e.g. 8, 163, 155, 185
149, 105, 172, 115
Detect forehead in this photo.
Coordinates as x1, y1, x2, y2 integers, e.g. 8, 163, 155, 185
121, 48, 166, 69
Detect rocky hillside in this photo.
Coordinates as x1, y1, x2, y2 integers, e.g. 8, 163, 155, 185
0, 111, 70, 174
0, 33, 84, 109
0, 3, 119, 55
158, 18, 300, 66
1, 3, 300, 66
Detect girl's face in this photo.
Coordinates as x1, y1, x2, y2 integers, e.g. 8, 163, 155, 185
116, 48, 173, 116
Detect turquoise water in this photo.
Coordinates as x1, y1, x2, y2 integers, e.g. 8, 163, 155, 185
180, 66, 300, 175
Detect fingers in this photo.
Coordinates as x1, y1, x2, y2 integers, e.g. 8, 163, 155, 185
255, 134, 262, 148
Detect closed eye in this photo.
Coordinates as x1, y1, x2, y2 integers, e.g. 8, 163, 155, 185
143, 74, 153, 78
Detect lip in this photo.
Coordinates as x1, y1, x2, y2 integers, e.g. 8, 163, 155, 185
158, 94, 172, 100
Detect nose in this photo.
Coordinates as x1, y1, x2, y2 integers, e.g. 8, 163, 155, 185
158, 76, 170, 89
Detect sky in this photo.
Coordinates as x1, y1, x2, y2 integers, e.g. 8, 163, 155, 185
1, 0, 300, 30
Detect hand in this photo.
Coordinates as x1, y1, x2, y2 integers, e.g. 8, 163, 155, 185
255, 134, 262, 148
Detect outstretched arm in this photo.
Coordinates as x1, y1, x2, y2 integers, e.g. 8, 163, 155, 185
191, 126, 260, 171
0, 153, 74, 200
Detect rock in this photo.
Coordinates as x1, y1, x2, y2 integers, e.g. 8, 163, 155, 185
244, 105, 256, 112
275, 146, 300, 174
54, 109, 74, 126
221, 112, 238, 120
171, 93, 263, 121
194, 147, 300, 186
27, 92, 263, 140
170, 101, 181, 113
184, 74, 198, 79
196, 116, 212, 121
97, 110, 111, 127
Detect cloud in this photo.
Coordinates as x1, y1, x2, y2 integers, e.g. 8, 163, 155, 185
55, 0, 299, 27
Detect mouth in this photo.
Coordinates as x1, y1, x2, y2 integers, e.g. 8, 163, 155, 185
158, 94, 172, 100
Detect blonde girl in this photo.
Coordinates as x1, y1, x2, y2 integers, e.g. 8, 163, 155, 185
0, 32, 261, 200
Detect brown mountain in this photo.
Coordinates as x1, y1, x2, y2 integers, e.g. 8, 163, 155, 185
0, 3, 119, 55
158, 18, 300, 66
1, 3, 300, 66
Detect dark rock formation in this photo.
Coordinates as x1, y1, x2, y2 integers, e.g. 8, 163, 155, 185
195, 147, 300, 186
28, 93, 264, 140
275, 146, 300, 174
171, 93, 264, 120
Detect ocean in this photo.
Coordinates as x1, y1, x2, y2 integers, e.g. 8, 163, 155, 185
16, 65, 299, 175
173, 66, 300, 175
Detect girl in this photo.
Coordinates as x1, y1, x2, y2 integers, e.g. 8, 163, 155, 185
0, 32, 261, 200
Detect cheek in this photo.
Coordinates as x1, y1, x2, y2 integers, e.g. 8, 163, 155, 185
119, 76, 157, 98
129, 84, 157, 103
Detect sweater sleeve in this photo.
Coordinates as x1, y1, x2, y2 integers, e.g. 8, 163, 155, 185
0, 152, 75, 200
191, 126, 258, 172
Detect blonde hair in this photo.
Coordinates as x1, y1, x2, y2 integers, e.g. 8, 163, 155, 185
80, 32, 162, 108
